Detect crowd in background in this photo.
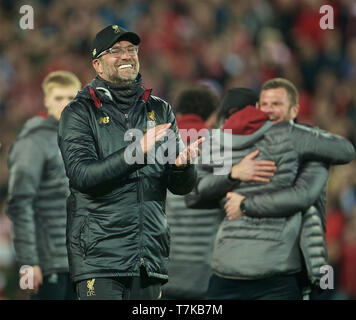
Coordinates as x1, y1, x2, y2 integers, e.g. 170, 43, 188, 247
0, 0, 356, 299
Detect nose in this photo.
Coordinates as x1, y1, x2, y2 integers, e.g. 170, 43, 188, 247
120, 48, 131, 59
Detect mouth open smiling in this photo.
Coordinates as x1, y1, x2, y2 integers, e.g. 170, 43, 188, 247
118, 64, 133, 69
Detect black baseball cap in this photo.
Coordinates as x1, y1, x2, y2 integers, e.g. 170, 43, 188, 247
219, 88, 258, 120
91, 25, 141, 60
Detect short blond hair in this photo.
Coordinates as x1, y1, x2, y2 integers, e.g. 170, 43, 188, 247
42, 71, 82, 96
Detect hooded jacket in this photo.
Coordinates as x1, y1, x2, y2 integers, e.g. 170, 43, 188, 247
187, 106, 355, 279
7, 115, 70, 276
58, 76, 196, 283
223, 110, 330, 286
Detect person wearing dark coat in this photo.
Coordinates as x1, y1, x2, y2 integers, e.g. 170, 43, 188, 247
58, 25, 202, 300
7, 71, 81, 299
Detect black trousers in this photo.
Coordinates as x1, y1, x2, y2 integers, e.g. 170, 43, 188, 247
30, 272, 77, 300
76, 267, 162, 300
207, 273, 303, 300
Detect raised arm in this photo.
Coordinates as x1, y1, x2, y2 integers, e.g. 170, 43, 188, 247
242, 161, 329, 218
58, 102, 146, 193
290, 123, 355, 165
185, 168, 237, 209
186, 149, 276, 209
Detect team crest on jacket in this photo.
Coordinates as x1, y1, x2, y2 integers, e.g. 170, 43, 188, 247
147, 110, 156, 129
112, 25, 120, 33
148, 110, 156, 121
87, 279, 96, 296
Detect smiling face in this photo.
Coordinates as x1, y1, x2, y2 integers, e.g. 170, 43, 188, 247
258, 87, 299, 123
92, 40, 140, 84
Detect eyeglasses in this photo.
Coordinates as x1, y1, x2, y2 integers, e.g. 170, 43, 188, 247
97, 45, 139, 59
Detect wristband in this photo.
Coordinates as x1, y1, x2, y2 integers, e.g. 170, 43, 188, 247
240, 199, 247, 214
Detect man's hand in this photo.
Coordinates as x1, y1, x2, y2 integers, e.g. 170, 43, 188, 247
175, 137, 205, 167
224, 192, 245, 220
140, 123, 172, 154
230, 150, 276, 183
20, 265, 43, 294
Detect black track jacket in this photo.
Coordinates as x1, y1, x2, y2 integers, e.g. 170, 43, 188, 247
58, 78, 196, 283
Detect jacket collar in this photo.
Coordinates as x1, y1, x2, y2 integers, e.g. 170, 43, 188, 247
76, 75, 152, 109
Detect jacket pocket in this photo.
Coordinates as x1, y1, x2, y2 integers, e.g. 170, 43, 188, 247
219, 216, 286, 242
79, 216, 90, 257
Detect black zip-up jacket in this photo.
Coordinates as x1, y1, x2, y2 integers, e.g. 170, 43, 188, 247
58, 77, 196, 283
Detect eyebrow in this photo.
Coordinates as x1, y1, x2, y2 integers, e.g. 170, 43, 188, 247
112, 45, 136, 49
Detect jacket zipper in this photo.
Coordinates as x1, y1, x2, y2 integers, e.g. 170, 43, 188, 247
124, 112, 145, 268
136, 153, 144, 267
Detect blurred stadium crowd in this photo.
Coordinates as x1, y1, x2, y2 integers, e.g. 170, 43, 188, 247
0, 0, 355, 299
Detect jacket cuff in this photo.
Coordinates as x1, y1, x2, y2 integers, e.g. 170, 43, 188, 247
241, 197, 260, 218
227, 173, 241, 185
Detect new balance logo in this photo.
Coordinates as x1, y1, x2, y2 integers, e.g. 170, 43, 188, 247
99, 116, 110, 124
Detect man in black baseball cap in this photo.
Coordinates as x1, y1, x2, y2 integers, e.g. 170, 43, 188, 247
91, 25, 140, 60
58, 24, 202, 300
91, 25, 141, 85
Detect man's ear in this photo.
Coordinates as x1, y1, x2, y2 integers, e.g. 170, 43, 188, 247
92, 59, 102, 75
256, 101, 260, 109
290, 104, 299, 120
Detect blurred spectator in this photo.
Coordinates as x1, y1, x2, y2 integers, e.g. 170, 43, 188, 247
6, 71, 81, 300
162, 85, 221, 300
